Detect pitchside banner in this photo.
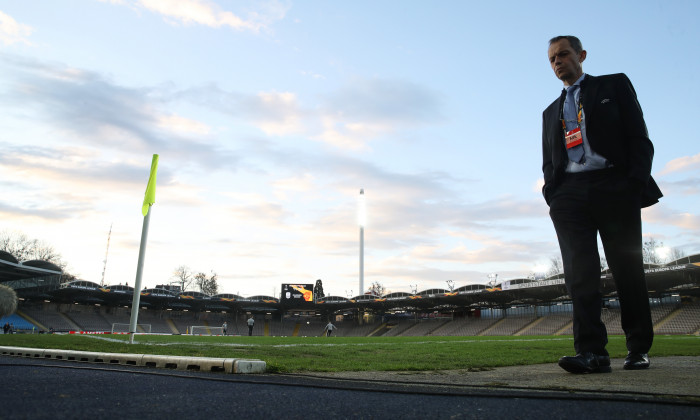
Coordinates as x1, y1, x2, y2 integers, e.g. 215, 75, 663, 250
281, 284, 314, 303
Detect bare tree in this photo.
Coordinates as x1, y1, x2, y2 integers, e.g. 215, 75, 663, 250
642, 237, 686, 264
669, 247, 686, 262
366, 281, 385, 296
643, 237, 663, 264
0, 230, 65, 267
172, 265, 194, 291
195, 271, 218, 295
548, 256, 563, 277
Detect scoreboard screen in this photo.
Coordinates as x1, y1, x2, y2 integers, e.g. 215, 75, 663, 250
281, 284, 314, 303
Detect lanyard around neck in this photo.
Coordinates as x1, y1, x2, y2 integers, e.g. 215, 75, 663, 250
560, 88, 583, 130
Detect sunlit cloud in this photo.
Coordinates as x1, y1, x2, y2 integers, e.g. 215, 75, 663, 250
169, 75, 444, 151
643, 205, 700, 231
251, 91, 304, 135
312, 117, 388, 151
533, 178, 544, 194
108, 0, 290, 33
0, 11, 33, 45
272, 173, 317, 199
658, 153, 700, 175
656, 176, 700, 197
157, 114, 211, 135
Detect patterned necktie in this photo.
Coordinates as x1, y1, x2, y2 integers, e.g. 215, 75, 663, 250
564, 85, 585, 163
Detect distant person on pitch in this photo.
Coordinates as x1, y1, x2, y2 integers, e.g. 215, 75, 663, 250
222, 321, 227, 336
325, 321, 337, 337
542, 35, 661, 374
247, 317, 255, 336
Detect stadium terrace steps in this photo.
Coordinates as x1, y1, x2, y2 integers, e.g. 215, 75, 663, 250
165, 319, 179, 334
514, 316, 546, 336
11, 300, 700, 336
428, 320, 456, 336
20, 306, 74, 332
521, 315, 572, 336
15, 310, 47, 331
59, 313, 82, 332
382, 321, 416, 337
479, 316, 537, 336
398, 320, 450, 337
368, 323, 390, 337
655, 302, 700, 334
478, 318, 505, 336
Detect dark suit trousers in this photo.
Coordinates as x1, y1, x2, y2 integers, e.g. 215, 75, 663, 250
549, 168, 653, 355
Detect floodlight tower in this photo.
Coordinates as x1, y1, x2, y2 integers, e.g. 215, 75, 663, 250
358, 189, 366, 295
100, 223, 112, 287
488, 273, 498, 288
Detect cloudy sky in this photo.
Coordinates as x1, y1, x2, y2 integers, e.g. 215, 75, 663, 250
1, 0, 698, 298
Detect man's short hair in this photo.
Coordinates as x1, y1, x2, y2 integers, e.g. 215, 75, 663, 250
549, 35, 583, 54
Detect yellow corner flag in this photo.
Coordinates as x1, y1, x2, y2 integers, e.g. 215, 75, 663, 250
142, 154, 159, 216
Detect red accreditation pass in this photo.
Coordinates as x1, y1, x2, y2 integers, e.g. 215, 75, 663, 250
565, 127, 583, 149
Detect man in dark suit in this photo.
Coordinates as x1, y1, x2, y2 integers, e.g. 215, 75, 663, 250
542, 36, 662, 374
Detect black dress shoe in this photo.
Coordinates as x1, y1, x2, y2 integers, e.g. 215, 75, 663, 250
624, 352, 650, 370
558, 352, 612, 374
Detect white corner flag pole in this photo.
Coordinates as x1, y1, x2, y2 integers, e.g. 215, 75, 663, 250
129, 154, 159, 344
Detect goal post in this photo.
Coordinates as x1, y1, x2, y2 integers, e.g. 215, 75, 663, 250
111, 323, 152, 334
190, 326, 224, 336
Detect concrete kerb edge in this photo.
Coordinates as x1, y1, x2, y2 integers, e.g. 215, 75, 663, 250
0, 346, 266, 374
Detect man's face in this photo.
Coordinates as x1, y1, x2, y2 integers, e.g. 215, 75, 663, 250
548, 39, 586, 86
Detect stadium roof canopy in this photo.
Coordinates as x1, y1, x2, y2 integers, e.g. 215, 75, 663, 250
6, 252, 700, 313
0, 251, 63, 286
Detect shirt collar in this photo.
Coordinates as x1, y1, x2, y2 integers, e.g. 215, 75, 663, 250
567, 73, 586, 89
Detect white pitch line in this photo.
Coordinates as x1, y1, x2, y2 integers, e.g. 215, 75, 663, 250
84, 334, 698, 349
85, 335, 574, 348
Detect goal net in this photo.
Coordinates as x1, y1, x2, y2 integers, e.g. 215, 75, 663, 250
190, 326, 224, 336
111, 323, 152, 334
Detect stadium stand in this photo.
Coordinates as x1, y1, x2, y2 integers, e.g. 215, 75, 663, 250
64, 308, 111, 332
340, 320, 381, 337
3, 251, 699, 337
0, 313, 35, 331
479, 315, 538, 336
518, 315, 572, 336
3, 300, 700, 338
654, 301, 700, 334
382, 320, 420, 337
398, 319, 451, 336
18, 303, 75, 332
136, 310, 178, 334
433, 317, 499, 336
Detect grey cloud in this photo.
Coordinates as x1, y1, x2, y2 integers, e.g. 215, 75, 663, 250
0, 200, 83, 221
173, 83, 305, 126
0, 54, 240, 170
323, 78, 444, 124
241, 141, 546, 241
658, 177, 700, 196
175, 77, 443, 136
0, 142, 174, 188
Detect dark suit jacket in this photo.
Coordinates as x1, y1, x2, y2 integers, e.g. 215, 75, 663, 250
541, 73, 662, 207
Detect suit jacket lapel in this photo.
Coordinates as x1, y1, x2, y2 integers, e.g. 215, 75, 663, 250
551, 90, 567, 166
581, 74, 599, 122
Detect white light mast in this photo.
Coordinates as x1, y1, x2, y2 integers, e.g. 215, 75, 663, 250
358, 189, 366, 295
